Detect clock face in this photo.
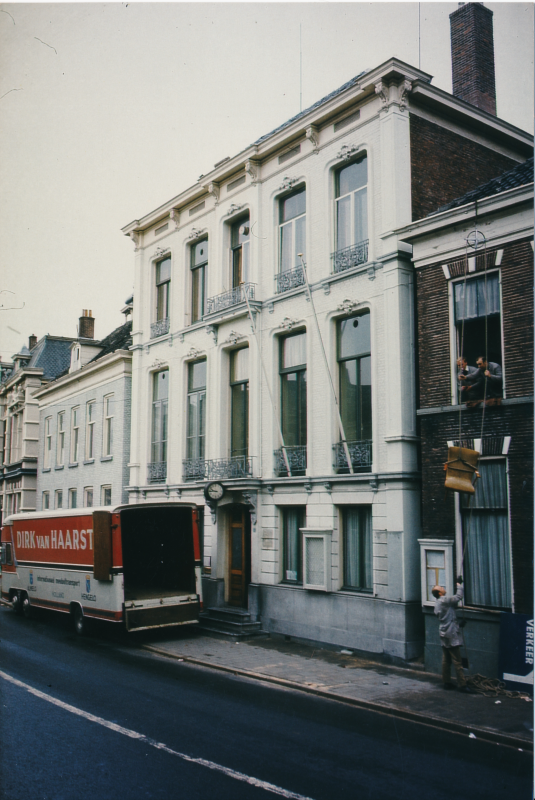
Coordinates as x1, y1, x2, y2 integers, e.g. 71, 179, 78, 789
205, 482, 224, 501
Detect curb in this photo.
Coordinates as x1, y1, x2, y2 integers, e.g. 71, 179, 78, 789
142, 644, 532, 753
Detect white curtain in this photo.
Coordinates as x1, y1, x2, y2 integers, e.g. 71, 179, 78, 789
455, 274, 499, 321
344, 507, 372, 590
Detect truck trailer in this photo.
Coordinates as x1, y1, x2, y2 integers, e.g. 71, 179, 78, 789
0, 503, 202, 634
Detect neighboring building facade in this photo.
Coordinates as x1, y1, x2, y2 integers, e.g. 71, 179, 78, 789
122, 7, 532, 659
34, 311, 133, 512
398, 158, 534, 677
0, 335, 75, 522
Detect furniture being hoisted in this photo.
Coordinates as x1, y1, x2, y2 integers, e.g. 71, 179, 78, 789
444, 446, 480, 494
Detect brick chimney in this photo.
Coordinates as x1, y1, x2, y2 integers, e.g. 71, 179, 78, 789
29, 334, 37, 350
78, 309, 95, 339
450, 2, 496, 116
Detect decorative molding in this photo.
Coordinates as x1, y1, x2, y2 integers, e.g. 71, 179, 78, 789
150, 358, 167, 369
188, 227, 206, 240
242, 491, 258, 526
186, 347, 202, 360
399, 80, 412, 111
267, 302, 274, 314
128, 230, 141, 250
369, 478, 378, 493
304, 481, 312, 494
265, 484, 274, 495
226, 202, 246, 217
279, 176, 299, 192
279, 316, 300, 330
306, 125, 319, 153
170, 208, 180, 230
337, 143, 360, 161
323, 482, 332, 494
205, 181, 220, 205
205, 325, 218, 345
225, 330, 244, 345
175, 487, 182, 498
178, 333, 185, 343
245, 159, 258, 184
367, 265, 377, 281
322, 282, 331, 296
337, 299, 357, 314
375, 80, 389, 108
152, 246, 170, 262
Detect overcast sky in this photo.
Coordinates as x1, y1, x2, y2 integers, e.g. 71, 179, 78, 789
1, 1, 533, 359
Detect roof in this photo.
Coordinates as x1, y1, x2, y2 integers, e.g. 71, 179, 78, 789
88, 320, 132, 363
27, 337, 75, 381
253, 70, 368, 146
430, 157, 534, 216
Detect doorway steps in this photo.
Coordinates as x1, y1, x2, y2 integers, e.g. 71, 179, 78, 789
198, 606, 265, 640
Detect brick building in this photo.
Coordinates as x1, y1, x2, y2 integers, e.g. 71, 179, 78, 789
121, 4, 532, 659
398, 158, 534, 677
34, 309, 133, 512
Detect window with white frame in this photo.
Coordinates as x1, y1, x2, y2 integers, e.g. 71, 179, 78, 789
460, 459, 511, 610
86, 401, 95, 460
418, 539, 454, 607
101, 485, 112, 506
335, 156, 368, 254
187, 361, 206, 462
57, 412, 65, 466
103, 395, 113, 456
70, 407, 80, 463
42, 491, 50, 510
9, 413, 22, 463
55, 489, 63, 509
341, 506, 372, 591
277, 332, 307, 476
69, 488, 77, 509
191, 239, 208, 323
84, 487, 93, 508
44, 416, 52, 468
156, 256, 171, 322
231, 216, 250, 287
151, 371, 168, 469
279, 188, 306, 274
281, 506, 305, 583
230, 348, 248, 460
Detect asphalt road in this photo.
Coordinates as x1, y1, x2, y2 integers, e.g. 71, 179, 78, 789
0, 606, 532, 800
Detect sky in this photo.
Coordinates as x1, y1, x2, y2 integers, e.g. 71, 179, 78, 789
0, 1, 533, 359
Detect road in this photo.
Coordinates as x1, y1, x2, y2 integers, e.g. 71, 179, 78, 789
0, 605, 532, 800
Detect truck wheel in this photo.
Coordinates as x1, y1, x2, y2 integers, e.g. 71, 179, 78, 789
73, 605, 85, 636
22, 594, 32, 620
11, 592, 22, 615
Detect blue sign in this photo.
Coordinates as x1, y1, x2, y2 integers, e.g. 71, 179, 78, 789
498, 613, 534, 694
86, 576, 91, 593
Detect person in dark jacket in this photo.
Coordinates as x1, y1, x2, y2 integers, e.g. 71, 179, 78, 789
466, 356, 503, 401
432, 577, 475, 693
457, 356, 478, 400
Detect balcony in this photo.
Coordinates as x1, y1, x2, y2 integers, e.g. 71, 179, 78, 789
182, 456, 253, 482
274, 445, 307, 477
206, 283, 255, 315
275, 266, 305, 294
150, 318, 170, 339
331, 240, 369, 274
333, 440, 372, 473
148, 461, 167, 483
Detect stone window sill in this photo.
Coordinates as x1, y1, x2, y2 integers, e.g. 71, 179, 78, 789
101, 455, 113, 462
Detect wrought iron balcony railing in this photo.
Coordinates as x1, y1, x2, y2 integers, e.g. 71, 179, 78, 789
333, 440, 372, 472
182, 456, 253, 482
274, 445, 307, 477
206, 283, 255, 315
275, 266, 305, 294
331, 240, 369, 274
148, 461, 167, 483
150, 318, 170, 339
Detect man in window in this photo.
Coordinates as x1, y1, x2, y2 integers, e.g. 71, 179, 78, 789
432, 577, 475, 693
465, 356, 503, 403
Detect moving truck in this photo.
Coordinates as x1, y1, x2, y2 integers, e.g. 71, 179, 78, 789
0, 503, 202, 634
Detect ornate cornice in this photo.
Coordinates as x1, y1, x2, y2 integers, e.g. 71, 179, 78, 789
245, 160, 259, 184
188, 227, 206, 240
375, 80, 389, 109
337, 143, 360, 161
152, 246, 170, 262
279, 176, 299, 192
170, 208, 180, 230
224, 330, 245, 345
337, 299, 358, 314
205, 325, 218, 345
205, 181, 220, 205
226, 203, 246, 217
399, 80, 412, 111
128, 230, 141, 250
279, 317, 300, 330
186, 347, 203, 360
306, 125, 319, 154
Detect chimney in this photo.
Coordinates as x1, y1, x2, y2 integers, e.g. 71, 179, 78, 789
29, 334, 37, 350
450, 2, 496, 116
78, 309, 95, 340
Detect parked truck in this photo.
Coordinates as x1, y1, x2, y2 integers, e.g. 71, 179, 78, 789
0, 503, 202, 634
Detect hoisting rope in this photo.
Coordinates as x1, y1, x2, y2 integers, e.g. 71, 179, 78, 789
466, 673, 532, 700
298, 254, 354, 474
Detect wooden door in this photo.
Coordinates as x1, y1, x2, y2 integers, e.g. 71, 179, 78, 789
228, 507, 250, 607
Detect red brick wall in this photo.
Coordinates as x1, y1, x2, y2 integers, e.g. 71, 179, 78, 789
501, 240, 534, 397
450, 2, 496, 115
410, 115, 518, 221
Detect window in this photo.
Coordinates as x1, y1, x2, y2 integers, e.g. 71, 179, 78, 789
84, 487, 93, 508
279, 188, 306, 273
231, 218, 250, 287
336, 312, 372, 471
335, 156, 368, 252
44, 417, 52, 468
101, 485, 112, 506
69, 488, 77, 509
342, 506, 372, 591
70, 407, 80, 463
461, 460, 511, 610
57, 412, 65, 466
187, 361, 206, 461
454, 273, 501, 394
155, 256, 171, 322
103, 395, 113, 456
151, 372, 168, 476
55, 490, 63, 509
282, 507, 305, 583
230, 349, 249, 459
9, 413, 22, 463
278, 333, 307, 476
86, 401, 95, 460
191, 239, 208, 322
42, 491, 50, 510
418, 539, 454, 607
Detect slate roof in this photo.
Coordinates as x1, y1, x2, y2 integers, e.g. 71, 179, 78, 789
27, 337, 75, 381
253, 70, 368, 146
88, 320, 132, 363
430, 157, 534, 216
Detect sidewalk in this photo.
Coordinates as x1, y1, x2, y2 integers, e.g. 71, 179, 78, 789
141, 629, 533, 751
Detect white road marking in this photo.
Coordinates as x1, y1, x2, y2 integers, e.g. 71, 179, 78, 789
0, 670, 315, 800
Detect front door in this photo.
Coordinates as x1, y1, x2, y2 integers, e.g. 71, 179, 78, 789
228, 506, 251, 608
